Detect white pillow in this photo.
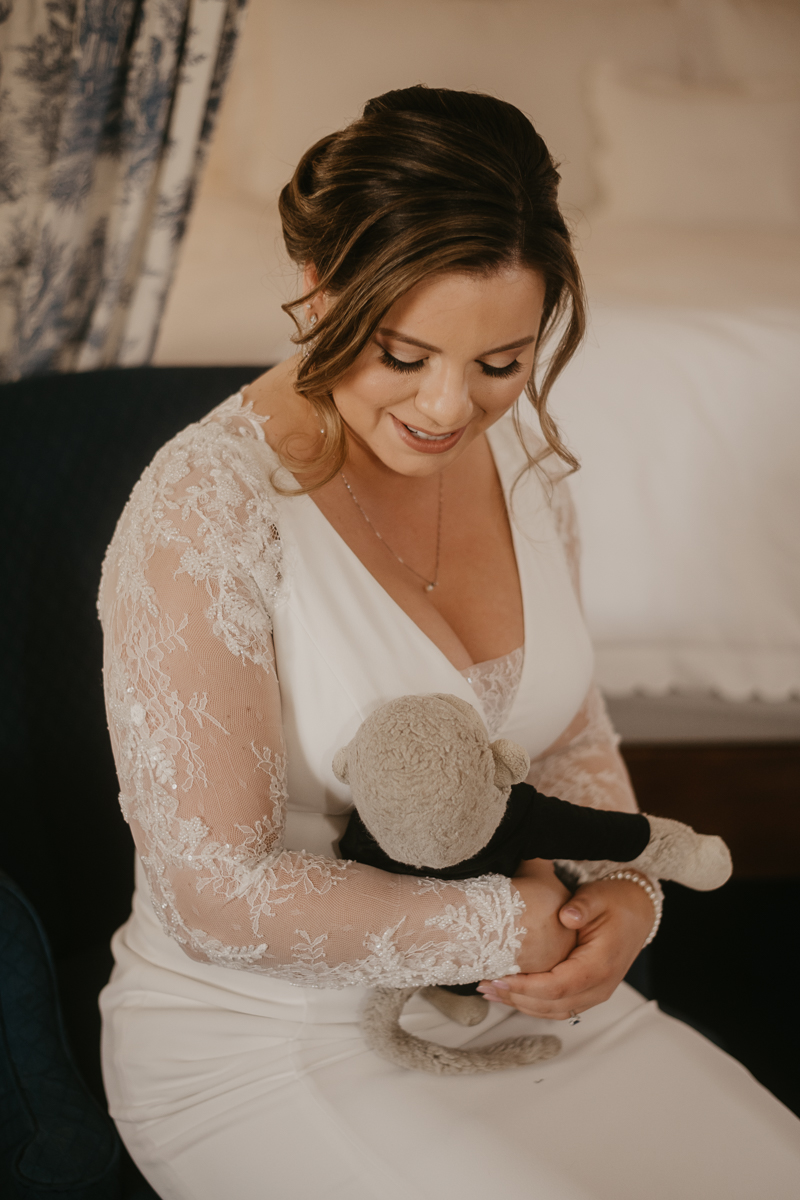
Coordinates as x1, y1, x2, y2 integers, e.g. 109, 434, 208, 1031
706, 0, 800, 86
588, 62, 800, 228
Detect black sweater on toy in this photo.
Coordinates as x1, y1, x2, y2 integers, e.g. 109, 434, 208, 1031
339, 782, 652, 994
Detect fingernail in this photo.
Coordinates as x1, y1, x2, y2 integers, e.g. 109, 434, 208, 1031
481, 989, 501, 1002
562, 906, 581, 921
491, 980, 510, 991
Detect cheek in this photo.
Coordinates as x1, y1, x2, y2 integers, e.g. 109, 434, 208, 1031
473, 377, 529, 417
335, 364, 413, 424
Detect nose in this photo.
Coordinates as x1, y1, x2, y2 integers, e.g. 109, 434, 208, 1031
413, 362, 474, 430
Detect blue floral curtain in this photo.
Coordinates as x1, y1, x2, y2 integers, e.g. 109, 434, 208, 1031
0, 0, 247, 381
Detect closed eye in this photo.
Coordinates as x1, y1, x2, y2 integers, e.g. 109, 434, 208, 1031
380, 349, 426, 374
380, 347, 524, 379
480, 360, 523, 379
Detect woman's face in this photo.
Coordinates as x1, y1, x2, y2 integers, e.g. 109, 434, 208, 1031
324, 266, 546, 478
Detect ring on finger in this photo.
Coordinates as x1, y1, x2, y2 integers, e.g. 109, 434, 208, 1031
567, 1009, 581, 1025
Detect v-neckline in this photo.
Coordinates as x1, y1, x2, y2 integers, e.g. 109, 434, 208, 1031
290, 415, 529, 678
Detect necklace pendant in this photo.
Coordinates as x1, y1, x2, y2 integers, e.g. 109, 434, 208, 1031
341, 471, 443, 597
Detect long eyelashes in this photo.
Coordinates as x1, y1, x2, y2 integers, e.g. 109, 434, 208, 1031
380, 349, 425, 375
379, 348, 523, 379
480, 359, 524, 379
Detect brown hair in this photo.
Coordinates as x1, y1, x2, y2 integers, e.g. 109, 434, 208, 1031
278, 85, 585, 489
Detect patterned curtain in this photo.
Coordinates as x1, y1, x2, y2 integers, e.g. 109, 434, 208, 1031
0, 0, 247, 382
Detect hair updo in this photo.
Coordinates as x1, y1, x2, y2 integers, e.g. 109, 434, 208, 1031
279, 85, 585, 487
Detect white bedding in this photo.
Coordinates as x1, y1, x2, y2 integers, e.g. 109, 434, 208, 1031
552, 224, 800, 702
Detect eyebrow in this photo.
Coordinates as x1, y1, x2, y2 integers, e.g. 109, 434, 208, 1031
377, 327, 536, 357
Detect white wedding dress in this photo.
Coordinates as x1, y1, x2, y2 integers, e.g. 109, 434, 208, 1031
98, 394, 800, 1199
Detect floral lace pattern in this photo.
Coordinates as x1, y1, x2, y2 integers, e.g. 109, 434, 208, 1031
527, 683, 637, 815
460, 647, 524, 738
99, 395, 525, 987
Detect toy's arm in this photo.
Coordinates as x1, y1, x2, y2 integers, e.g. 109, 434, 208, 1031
513, 786, 650, 862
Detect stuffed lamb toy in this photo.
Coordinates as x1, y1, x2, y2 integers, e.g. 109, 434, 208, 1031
334, 694, 732, 1076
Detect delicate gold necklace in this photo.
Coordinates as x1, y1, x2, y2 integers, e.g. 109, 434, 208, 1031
340, 472, 443, 592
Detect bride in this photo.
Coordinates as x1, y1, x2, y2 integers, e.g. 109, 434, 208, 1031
98, 86, 800, 1198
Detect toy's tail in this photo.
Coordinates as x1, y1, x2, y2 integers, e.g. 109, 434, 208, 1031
362, 987, 562, 1075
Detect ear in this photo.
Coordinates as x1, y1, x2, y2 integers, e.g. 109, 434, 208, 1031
332, 746, 350, 784
303, 261, 320, 293
491, 739, 530, 789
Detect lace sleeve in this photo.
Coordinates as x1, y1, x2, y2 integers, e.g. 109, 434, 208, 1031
526, 478, 638, 816
98, 413, 524, 988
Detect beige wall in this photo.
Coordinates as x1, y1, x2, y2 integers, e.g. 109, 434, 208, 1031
204, 0, 691, 213
151, 0, 729, 365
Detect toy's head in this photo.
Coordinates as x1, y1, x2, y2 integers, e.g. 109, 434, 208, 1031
332, 693, 530, 869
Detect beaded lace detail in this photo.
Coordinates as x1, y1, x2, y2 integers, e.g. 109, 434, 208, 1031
98, 394, 525, 988
460, 647, 524, 738
99, 392, 639, 988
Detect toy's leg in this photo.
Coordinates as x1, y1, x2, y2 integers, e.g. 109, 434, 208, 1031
362, 988, 562, 1075
420, 986, 489, 1026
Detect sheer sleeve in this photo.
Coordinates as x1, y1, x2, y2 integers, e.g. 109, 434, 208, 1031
98, 404, 524, 988
526, 477, 639, 818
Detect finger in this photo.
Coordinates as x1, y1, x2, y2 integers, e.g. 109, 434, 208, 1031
504, 982, 618, 1020
502, 972, 619, 1019
481, 962, 617, 1019
483, 944, 613, 1013
507, 971, 617, 1012
477, 965, 577, 1000
501, 941, 598, 1000
479, 981, 566, 1017
477, 980, 516, 1005
558, 889, 608, 929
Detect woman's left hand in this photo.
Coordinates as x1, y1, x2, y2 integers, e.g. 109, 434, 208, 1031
478, 876, 655, 1019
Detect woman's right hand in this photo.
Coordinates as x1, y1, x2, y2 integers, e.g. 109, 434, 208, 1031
509, 860, 577, 974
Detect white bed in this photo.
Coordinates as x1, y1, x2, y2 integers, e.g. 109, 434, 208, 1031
552, 223, 800, 718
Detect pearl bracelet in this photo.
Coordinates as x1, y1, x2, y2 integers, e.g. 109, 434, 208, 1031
600, 869, 664, 946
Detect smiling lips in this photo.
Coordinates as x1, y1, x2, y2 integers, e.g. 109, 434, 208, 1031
391, 414, 467, 454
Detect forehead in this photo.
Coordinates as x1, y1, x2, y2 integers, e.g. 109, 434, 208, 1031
382, 267, 545, 349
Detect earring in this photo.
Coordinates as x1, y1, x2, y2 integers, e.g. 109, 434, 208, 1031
302, 313, 318, 359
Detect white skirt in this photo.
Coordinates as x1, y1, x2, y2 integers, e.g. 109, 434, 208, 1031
101, 883, 800, 1200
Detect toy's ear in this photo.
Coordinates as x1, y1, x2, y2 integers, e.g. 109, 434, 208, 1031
332, 746, 350, 784
491, 739, 530, 789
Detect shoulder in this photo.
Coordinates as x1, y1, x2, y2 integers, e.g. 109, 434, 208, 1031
100, 393, 289, 612
156, 392, 281, 496
122, 392, 284, 527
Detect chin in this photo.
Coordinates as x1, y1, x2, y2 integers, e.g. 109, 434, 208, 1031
378, 440, 469, 476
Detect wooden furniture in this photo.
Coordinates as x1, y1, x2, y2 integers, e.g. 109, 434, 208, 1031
622, 742, 800, 880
